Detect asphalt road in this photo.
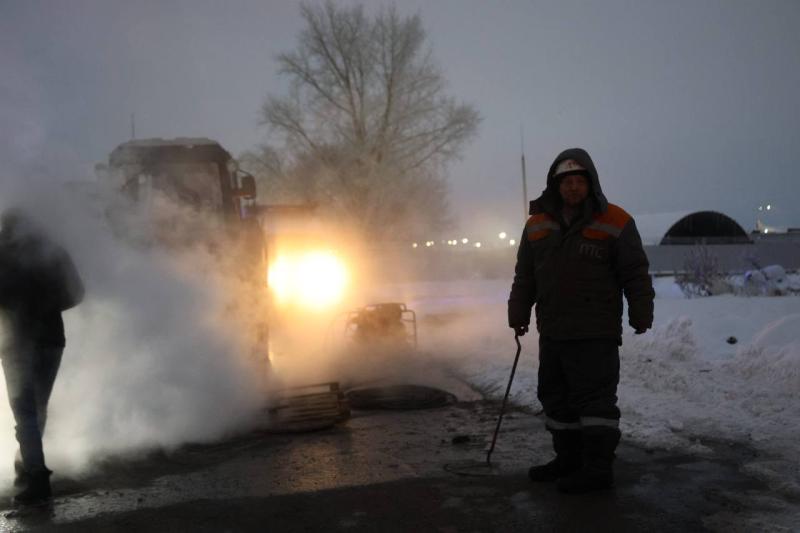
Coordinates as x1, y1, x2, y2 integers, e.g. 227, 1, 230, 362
0, 392, 797, 532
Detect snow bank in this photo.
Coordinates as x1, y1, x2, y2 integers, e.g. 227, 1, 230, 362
731, 314, 800, 396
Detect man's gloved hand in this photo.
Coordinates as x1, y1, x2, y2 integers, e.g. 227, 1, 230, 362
508, 299, 532, 337
631, 321, 651, 335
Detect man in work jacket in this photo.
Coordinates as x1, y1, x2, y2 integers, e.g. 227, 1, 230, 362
508, 148, 654, 494
0, 209, 84, 505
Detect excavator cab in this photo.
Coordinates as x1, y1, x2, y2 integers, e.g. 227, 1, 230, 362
101, 138, 257, 242
106, 139, 255, 213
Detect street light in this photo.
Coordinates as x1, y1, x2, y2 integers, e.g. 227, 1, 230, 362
757, 203, 773, 226
498, 232, 507, 240
461, 238, 469, 244
509, 239, 516, 246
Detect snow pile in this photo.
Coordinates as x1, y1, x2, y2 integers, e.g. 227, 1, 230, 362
620, 317, 723, 454
731, 314, 800, 396
623, 316, 698, 393
732, 265, 799, 296
616, 295, 798, 464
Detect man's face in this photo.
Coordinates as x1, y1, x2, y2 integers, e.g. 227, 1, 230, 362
559, 174, 589, 207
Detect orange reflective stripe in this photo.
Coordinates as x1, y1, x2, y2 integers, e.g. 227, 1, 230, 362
526, 213, 559, 241
583, 204, 631, 239
528, 229, 551, 241
526, 213, 553, 226
594, 204, 631, 229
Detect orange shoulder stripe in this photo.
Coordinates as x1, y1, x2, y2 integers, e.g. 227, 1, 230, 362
526, 212, 553, 226
526, 213, 558, 241
593, 203, 631, 229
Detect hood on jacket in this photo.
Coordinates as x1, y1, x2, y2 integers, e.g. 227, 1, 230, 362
530, 148, 608, 216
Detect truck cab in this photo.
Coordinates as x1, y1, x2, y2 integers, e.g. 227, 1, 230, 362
103, 137, 257, 230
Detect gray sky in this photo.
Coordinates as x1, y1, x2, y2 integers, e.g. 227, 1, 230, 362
2, 0, 799, 239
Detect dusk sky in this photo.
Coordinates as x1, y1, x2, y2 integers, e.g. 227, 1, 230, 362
2, 0, 799, 239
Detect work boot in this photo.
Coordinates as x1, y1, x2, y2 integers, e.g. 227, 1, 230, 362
529, 428, 582, 482
13, 470, 52, 506
556, 426, 621, 494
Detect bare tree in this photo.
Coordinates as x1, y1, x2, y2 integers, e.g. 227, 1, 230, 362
246, 1, 479, 240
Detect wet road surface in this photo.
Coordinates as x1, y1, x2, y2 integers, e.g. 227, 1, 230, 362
0, 393, 797, 531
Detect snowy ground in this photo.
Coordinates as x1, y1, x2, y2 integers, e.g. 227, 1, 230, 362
367, 275, 800, 500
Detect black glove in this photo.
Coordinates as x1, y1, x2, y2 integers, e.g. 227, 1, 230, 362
508, 299, 531, 337
630, 320, 651, 335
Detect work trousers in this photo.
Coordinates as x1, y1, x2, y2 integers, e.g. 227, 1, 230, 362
1, 344, 63, 475
537, 337, 620, 430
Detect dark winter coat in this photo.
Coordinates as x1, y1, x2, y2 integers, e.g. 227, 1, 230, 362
0, 221, 83, 351
508, 148, 654, 342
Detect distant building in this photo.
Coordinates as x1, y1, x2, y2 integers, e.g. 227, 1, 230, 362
634, 210, 750, 245
659, 211, 751, 245
636, 211, 799, 273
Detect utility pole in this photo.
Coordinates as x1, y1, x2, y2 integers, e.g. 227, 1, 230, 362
520, 126, 528, 220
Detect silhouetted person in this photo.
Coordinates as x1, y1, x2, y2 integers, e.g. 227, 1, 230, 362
0, 209, 84, 504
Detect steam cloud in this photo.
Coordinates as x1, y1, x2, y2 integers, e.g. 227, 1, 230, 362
0, 172, 513, 486
0, 176, 268, 482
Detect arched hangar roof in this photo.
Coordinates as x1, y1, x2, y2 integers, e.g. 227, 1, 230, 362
660, 211, 750, 245
633, 211, 751, 245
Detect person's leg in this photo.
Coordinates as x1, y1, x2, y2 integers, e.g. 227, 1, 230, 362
530, 338, 583, 482
3, 352, 27, 486
2, 353, 46, 475
2, 348, 53, 504
556, 339, 621, 493
3, 354, 27, 484
33, 346, 63, 435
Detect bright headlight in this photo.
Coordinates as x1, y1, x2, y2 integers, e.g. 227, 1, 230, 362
268, 251, 348, 310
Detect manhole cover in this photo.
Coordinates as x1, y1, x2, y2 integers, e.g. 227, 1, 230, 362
345, 384, 457, 410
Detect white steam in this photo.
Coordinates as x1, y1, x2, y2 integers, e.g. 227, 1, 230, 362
0, 177, 268, 482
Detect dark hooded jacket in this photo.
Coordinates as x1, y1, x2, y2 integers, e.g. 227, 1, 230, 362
508, 148, 654, 341
0, 213, 84, 351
